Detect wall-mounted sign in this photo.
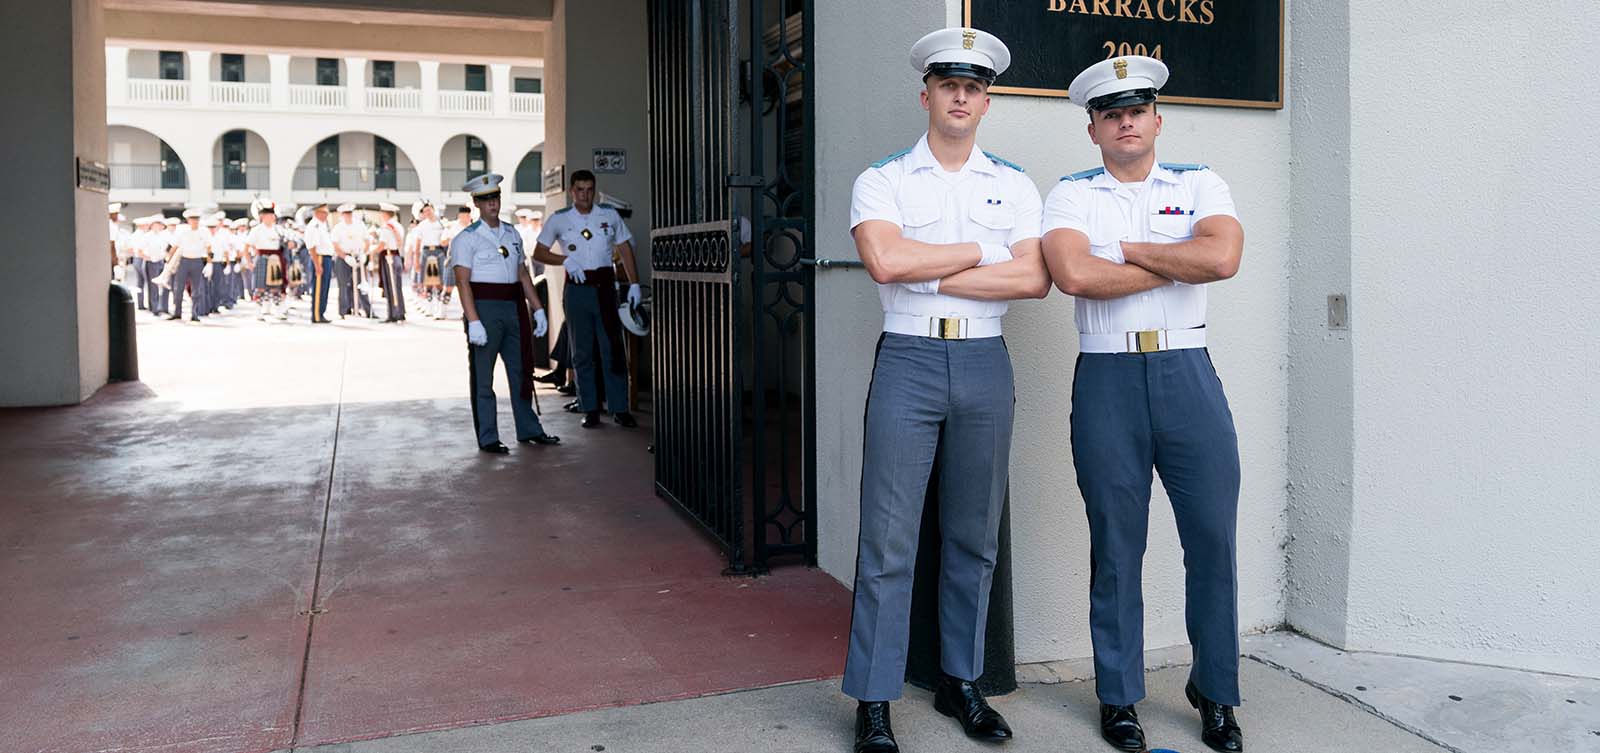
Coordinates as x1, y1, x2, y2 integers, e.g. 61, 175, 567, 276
76, 158, 110, 193
593, 148, 627, 174
964, 0, 1283, 109
543, 164, 566, 195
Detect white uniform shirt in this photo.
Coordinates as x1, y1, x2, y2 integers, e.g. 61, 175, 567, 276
207, 229, 232, 262
516, 223, 545, 275
414, 218, 444, 248
451, 220, 526, 284
112, 222, 131, 260
537, 204, 633, 271
849, 133, 1043, 322
1042, 162, 1236, 334
172, 225, 210, 259
379, 219, 404, 251
303, 219, 334, 256
246, 223, 284, 252
145, 230, 169, 262
332, 220, 365, 256
442, 219, 472, 249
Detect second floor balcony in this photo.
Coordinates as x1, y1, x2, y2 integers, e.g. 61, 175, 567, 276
293, 166, 422, 193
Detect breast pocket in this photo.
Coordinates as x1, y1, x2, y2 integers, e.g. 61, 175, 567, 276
1149, 214, 1194, 242
969, 204, 1015, 241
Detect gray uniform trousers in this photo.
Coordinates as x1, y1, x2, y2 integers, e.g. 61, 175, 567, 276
467, 299, 546, 447
145, 260, 168, 314
564, 284, 630, 415
1070, 347, 1241, 707
843, 333, 1013, 702
169, 258, 208, 320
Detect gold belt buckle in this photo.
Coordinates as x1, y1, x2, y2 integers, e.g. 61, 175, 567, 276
934, 317, 964, 340
1132, 329, 1162, 353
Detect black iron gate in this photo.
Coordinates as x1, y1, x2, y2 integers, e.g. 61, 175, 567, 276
648, 0, 815, 573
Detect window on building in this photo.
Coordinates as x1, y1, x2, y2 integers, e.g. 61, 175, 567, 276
316, 58, 340, 86
220, 53, 245, 83
159, 142, 185, 189
465, 136, 488, 179
464, 64, 487, 92
159, 51, 184, 80
513, 77, 541, 94
375, 137, 397, 190
372, 60, 395, 88
317, 136, 340, 189
514, 151, 543, 193
221, 130, 247, 189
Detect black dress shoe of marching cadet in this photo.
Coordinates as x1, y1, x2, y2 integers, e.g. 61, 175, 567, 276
933, 674, 1013, 742
532, 370, 564, 385
854, 701, 899, 753
556, 382, 577, 396
582, 411, 601, 428
613, 412, 639, 428
519, 433, 561, 446
1099, 704, 1145, 752
1186, 680, 1244, 753
478, 441, 510, 455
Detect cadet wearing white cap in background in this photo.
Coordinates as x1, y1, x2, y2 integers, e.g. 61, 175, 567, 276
513, 208, 545, 276
331, 203, 369, 318
301, 203, 336, 323
246, 200, 291, 320
165, 208, 212, 322
452, 173, 558, 452
376, 202, 407, 322
410, 200, 448, 317
205, 214, 232, 313
1040, 55, 1246, 753
841, 27, 1049, 753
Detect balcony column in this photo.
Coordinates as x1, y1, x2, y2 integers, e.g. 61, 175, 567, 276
105, 45, 129, 106
189, 50, 211, 106
490, 63, 512, 117
346, 56, 367, 112
419, 60, 439, 115
268, 53, 290, 109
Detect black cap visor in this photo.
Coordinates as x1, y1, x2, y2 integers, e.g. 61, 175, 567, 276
1086, 87, 1158, 112
924, 62, 997, 85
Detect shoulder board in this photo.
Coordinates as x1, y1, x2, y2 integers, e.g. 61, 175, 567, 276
1160, 162, 1210, 172
598, 202, 617, 211
983, 151, 1025, 173
550, 206, 574, 216
464, 220, 483, 232
870, 148, 912, 169
1060, 167, 1106, 182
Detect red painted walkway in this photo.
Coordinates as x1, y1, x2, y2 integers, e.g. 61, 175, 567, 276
0, 309, 851, 753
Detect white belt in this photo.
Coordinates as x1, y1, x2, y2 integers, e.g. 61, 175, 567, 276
1079, 327, 1206, 354
883, 313, 1002, 340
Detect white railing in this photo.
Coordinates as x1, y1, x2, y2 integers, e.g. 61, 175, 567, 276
439, 90, 492, 115
509, 93, 545, 117
366, 87, 422, 112
127, 78, 190, 105
289, 84, 347, 109
210, 81, 271, 107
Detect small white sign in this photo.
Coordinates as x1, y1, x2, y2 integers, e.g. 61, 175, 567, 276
593, 148, 627, 174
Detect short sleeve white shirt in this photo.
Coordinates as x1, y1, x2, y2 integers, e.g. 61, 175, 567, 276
1042, 161, 1236, 334
303, 219, 334, 255
537, 204, 633, 271
849, 133, 1043, 321
173, 226, 210, 259
414, 219, 444, 247
332, 221, 365, 254
451, 220, 526, 284
247, 224, 283, 251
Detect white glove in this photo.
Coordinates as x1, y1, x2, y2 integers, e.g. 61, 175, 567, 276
466, 319, 488, 346
533, 309, 549, 338
904, 278, 940, 295
977, 242, 1013, 266
202, 263, 213, 279
563, 256, 587, 283
627, 283, 642, 308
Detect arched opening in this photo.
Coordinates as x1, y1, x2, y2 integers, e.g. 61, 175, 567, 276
291, 131, 418, 193
212, 129, 270, 191
440, 133, 490, 191
107, 124, 188, 192
513, 148, 544, 194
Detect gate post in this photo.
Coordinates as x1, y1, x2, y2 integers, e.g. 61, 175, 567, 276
904, 459, 1017, 695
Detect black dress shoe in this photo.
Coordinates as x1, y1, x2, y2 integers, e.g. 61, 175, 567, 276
478, 441, 510, 454
1186, 680, 1243, 752
933, 675, 1013, 742
613, 412, 638, 428
556, 382, 576, 396
564, 400, 583, 413
533, 371, 564, 385
854, 701, 898, 753
519, 433, 561, 445
1099, 704, 1145, 752
581, 411, 601, 428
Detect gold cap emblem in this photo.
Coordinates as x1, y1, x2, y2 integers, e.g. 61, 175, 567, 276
962, 29, 976, 50
1114, 59, 1128, 79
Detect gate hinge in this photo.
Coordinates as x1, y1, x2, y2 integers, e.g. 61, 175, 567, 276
727, 175, 765, 188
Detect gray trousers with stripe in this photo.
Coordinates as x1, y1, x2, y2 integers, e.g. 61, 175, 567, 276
467, 300, 545, 447
842, 333, 1013, 701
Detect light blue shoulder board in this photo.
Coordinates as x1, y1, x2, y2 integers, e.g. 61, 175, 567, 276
549, 206, 574, 216
1060, 167, 1106, 182
464, 220, 483, 232
1160, 162, 1210, 172
983, 151, 1025, 173
871, 148, 912, 169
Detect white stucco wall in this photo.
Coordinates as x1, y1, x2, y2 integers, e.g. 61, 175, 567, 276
1337, 0, 1600, 677
814, 0, 1292, 664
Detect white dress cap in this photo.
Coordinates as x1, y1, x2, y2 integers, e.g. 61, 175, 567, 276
909, 27, 1011, 84
182, 207, 203, 219
337, 203, 357, 213
462, 172, 505, 197
515, 208, 535, 219
378, 202, 399, 213
1068, 55, 1169, 110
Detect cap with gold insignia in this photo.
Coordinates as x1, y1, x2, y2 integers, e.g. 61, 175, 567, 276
1069, 54, 1169, 111
378, 202, 399, 214
462, 172, 505, 198
909, 27, 1011, 84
